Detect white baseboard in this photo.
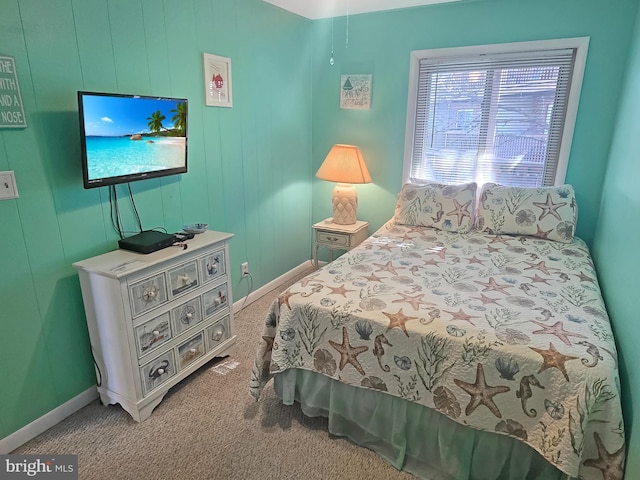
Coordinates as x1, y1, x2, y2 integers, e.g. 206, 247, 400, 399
1, 261, 313, 454
1, 387, 98, 454
233, 260, 313, 313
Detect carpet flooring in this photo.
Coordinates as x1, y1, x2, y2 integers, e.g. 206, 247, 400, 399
13, 268, 414, 480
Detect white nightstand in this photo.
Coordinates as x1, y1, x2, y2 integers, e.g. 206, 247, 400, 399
312, 218, 369, 268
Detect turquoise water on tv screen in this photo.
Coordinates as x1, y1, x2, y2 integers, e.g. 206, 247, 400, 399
86, 136, 186, 180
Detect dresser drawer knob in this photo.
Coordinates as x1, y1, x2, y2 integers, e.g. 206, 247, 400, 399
211, 326, 224, 341
157, 368, 165, 375
152, 330, 160, 336
189, 348, 197, 353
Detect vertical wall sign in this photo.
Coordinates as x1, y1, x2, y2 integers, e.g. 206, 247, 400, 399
0, 55, 27, 128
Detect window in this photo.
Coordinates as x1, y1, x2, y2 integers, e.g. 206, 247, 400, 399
403, 38, 589, 188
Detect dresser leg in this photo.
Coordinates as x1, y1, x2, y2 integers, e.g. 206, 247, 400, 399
133, 395, 166, 422
119, 394, 166, 422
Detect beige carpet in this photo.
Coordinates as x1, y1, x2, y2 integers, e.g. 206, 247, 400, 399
13, 268, 414, 480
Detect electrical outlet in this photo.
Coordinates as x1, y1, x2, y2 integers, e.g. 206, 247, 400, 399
241, 262, 249, 277
0, 171, 18, 200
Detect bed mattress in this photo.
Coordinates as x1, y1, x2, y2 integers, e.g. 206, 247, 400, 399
251, 221, 624, 479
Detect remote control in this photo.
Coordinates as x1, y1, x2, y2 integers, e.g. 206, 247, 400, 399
174, 232, 195, 241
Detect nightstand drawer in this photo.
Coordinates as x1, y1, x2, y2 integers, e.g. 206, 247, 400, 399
312, 219, 369, 269
316, 231, 350, 247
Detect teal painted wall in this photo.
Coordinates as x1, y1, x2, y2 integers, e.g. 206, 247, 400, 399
0, 0, 312, 440
593, 4, 640, 477
311, 5, 640, 474
2, 2, 639, 475
311, 0, 637, 246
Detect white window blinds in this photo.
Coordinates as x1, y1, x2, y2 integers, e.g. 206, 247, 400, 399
405, 40, 588, 188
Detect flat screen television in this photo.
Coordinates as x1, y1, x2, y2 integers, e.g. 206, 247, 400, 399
78, 91, 188, 189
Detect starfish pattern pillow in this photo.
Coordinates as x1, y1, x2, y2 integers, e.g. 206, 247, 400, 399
394, 181, 477, 232
475, 183, 578, 243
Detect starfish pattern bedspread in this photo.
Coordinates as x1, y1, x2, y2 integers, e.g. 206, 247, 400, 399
250, 221, 625, 479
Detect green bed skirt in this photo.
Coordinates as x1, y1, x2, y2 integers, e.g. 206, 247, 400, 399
273, 369, 573, 480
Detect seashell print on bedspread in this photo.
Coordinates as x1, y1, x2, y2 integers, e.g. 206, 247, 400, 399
250, 221, 625, 480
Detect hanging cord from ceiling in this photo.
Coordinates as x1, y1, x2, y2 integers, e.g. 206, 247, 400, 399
330, 17, 335, 65
346, 0, 350, 49
330, 0, 350, 65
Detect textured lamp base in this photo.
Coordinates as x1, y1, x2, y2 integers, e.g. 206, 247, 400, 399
332, 183, 358, 225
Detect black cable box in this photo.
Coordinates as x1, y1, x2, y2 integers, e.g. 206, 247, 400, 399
118, 230, 177, 254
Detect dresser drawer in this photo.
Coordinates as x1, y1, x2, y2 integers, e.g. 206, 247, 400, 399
177, 332, 205, 370
168, 260, 199, 298
316, 231, 349, 247
199, 249, 226, 285
202, 283, 229, 318
140, 350, 176, 396
171, 296, 204, 336
129, 273, 168, 317
134, 312, 172, 358
205, 315, 231, 352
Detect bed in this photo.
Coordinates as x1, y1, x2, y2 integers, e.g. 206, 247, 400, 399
250, 182, 625, 480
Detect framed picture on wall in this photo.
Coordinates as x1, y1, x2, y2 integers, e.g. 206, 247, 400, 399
340, 74, 372, 110
203, 53, 233, 107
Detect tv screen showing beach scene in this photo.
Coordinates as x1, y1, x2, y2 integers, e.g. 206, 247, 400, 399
78, 91, 188, 189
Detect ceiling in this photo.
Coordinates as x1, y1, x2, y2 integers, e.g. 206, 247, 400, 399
262, 0, 461, 20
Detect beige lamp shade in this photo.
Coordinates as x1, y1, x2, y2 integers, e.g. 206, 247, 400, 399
315, 144, 371, 184
316, 144, 371, 225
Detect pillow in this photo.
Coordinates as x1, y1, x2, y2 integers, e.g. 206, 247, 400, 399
394, 181, 477, 232
475, 183, 578, 243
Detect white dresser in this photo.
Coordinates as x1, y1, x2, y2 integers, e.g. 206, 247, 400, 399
73, 231, 235, 421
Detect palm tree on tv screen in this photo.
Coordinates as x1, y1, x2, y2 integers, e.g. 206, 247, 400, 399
171, 102, 186, 136
147, 110, 166, 135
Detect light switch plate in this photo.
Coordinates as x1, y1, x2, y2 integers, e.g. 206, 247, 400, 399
0, 171, 18, 200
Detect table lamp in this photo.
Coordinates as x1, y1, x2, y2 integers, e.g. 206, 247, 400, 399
316, 144, 371, 225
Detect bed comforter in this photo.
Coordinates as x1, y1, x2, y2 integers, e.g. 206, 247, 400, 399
250, 221, 625, 479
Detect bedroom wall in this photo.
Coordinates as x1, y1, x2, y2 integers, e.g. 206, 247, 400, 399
310, 0, 638, 246
592, 3, 640, 476
2, 0, 638, 466
0, 0, 312, 441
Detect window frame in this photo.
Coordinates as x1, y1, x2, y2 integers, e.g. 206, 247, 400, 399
402, 37, 590, 186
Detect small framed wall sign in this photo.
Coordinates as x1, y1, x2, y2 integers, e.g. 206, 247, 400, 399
340, 74, 372, 110
203, 53, 232, 107
0, 55, 27, 128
